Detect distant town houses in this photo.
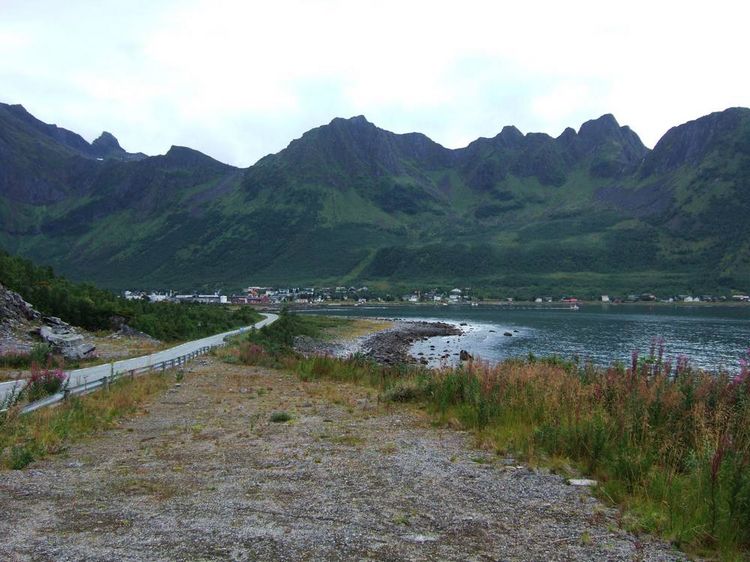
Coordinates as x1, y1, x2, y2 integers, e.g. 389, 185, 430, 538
121, 286, 749, 306
175, 294, 228, 304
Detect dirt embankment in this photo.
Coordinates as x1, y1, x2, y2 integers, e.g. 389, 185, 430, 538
0, 357, 685, 561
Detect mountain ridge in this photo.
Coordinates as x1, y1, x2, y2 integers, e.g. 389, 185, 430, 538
1, 102, 749, 296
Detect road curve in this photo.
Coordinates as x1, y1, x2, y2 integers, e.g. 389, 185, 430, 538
0, 313, 278, 405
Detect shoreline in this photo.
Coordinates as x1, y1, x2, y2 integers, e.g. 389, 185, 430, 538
293, 318, 464, 366
282, 300, 750, 310
294, 318, 464, 365
361, 321, 462, 365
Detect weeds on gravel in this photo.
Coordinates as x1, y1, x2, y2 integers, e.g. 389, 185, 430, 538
0, 371, 172, 469
233, 320, 750, 559
270, 411, 292, 423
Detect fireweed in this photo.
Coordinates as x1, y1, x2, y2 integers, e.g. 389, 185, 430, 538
23, 363, 68, 402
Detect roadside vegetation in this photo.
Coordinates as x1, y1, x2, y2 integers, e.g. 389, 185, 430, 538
0, 249, 261, 341
0, 369, 175, 470
0, 344, 54, 370
228, 311, 750, 559
0, 344, 113, 375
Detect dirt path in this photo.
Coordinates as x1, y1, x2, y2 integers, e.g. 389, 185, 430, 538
0, 357, 685, 561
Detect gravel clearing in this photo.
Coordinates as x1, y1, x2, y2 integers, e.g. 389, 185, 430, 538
0, 357, 686, 561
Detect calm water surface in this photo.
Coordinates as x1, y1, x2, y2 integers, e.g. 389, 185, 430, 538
301, 304, 750, 371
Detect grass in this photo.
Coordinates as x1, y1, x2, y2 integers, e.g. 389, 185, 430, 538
0, 370, 174, 470
228, 312, 750, 560
0, 344, 53, 369
269, 411, 292, 423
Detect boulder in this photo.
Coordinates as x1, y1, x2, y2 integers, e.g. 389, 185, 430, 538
459, 349, 472, 361
568, 478, 598, 487
38, 325, 96, 360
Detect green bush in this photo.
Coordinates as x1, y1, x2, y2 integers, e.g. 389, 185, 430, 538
270, 411, 292, 423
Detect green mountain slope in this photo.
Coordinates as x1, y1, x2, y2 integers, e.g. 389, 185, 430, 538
1, 102, 748, 295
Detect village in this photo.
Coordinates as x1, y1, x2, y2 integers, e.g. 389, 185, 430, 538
122, 287, 750, 306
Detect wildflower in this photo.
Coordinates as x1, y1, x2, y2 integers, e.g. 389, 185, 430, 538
24, 364, 68, 402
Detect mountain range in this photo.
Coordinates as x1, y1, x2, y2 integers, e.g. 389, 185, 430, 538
1, 101, 749, 296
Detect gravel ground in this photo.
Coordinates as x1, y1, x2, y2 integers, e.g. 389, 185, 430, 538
0, 357, 687, 561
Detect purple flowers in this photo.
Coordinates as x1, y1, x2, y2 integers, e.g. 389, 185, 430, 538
24, 364, 68, 402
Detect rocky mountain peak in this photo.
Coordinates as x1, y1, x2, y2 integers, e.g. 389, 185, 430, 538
162, 145, 233, 170
494, 125, 525, 148
643, 107, 750, 174
92, 131, 122, 151
91, 131, 126, 159
577, 114, 625, 148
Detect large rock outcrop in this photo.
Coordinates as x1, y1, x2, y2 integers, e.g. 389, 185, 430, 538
0, 283, 96, 359
36, 316, 96, 360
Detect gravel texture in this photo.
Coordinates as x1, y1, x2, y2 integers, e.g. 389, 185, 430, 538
0, 357, 687, 561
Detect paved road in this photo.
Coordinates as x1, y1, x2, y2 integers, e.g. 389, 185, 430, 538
0, 313, 278, 405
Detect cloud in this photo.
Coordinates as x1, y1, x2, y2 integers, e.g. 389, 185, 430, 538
0, 0, 748, 165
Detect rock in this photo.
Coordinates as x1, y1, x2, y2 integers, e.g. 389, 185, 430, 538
0, 283, 43, 353
459, 349, 472, 361
0, 284, 41, 323
568, 478, 598, 487
109, 315, 128, 330
43, 316, 69, 327
402, 533, 439, 543
364, 321, 462, 365
504, 332, 513, 337
117, 323, 158, 341
38, 324, 96, 360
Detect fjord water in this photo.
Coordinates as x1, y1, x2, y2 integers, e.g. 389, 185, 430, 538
306, 304, 750, 371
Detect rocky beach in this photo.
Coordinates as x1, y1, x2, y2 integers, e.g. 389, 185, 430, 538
293, 318, 463, 366
361, 321, 463, 365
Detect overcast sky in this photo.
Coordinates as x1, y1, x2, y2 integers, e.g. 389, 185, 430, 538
2, 0, 748, 167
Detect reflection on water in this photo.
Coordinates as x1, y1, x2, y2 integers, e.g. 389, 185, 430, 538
300, 304, 750, 372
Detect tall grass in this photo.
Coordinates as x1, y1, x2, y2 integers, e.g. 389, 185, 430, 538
0, 371, 173, 469
0, 344, 53, 369
233, 320, 750, 558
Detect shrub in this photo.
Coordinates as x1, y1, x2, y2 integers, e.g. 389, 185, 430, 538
24, 364, 67, 402
29, 344, 53, 365
380, 381, 426, 403
9, 445, 35, 469
270, 411, 292, 423
239, 343, 271, 366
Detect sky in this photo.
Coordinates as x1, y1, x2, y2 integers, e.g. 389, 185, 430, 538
1, 0, 749, 167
